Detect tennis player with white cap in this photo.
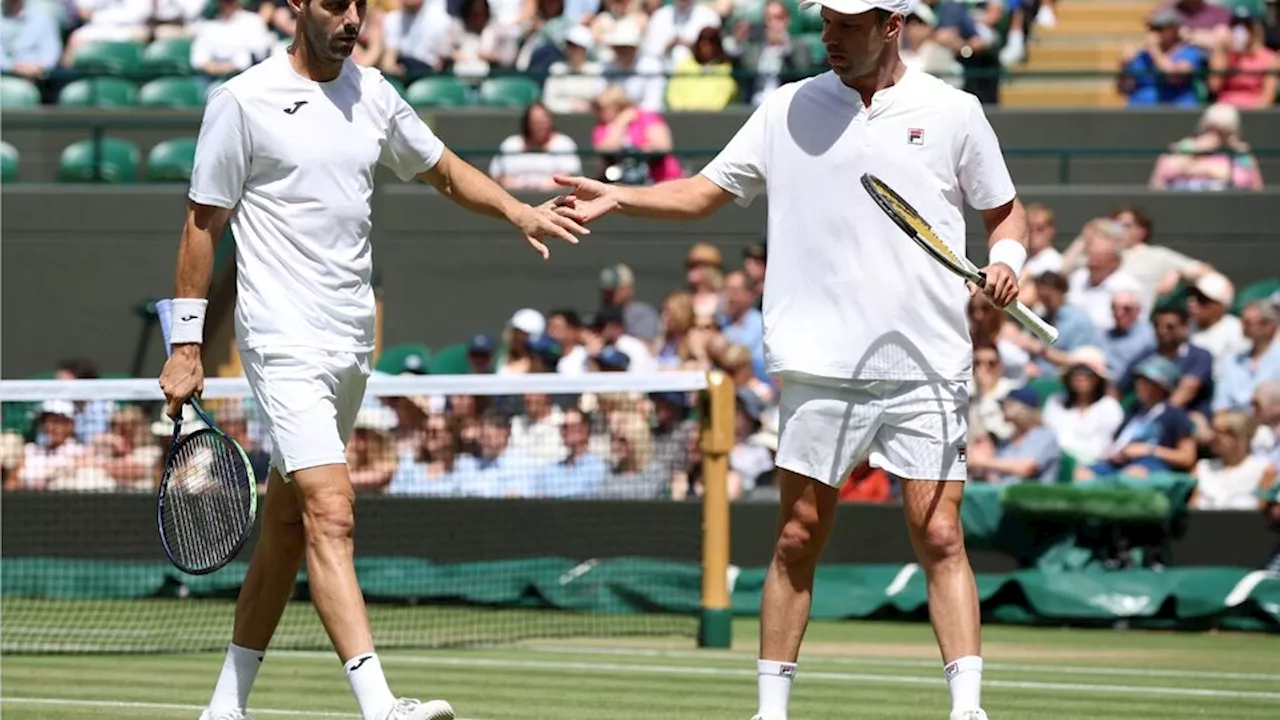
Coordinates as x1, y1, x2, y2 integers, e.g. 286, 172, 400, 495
552, 1, 1026, 717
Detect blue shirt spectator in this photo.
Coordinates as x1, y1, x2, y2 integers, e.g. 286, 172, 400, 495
1102, 296, 1156, 382
532, 407, 607, 497
0, 0, 61, 76
1120, 10, 1208, 108
968, 387, 1061, 486
992, 426, 1061, 486
1090, 356, 1197, 478
720, 271, 767, 382
1120, 306, 1215, 418
1213, 303, 1280, 411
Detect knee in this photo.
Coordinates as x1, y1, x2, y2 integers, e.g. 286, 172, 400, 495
302, 490, 356, 544
914, 514, 965, 567
774, 508, 825, 570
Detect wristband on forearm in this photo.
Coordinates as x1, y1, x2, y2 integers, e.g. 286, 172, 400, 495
169, 298, 208, 345
989, 238, 1027, 277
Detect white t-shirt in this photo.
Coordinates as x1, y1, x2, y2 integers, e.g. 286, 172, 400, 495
1024, 247, 1062, 278
699, 69, 1017, 381
1067, 267, 1143, 332
1191, 314, 1249, 374
1121, 243, 1197, 307
188, 55, 445, 352
189, 10, 273, 72
487, 133, 582, 190
1193, 455, 1273, 510
1042, 394, 1124, 465
642, 2, 721, 65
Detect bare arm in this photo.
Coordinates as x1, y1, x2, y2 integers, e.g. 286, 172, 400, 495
980, 199, 1028, 252
1151, 436, 1198, 471
561, 174, 737, 222
1169, 375, 1202, 410
175, 202, 229, 304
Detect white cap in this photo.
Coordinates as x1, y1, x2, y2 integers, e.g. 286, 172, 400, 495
565, 24, 595, 50
1193, 272, 1235, 306
354, 405, 398, 433
799, 0, 911, 15
39, 399, 75, 419
1063, 345, 1111, 381
605, 19, 643, 47
509, 308, 546, 336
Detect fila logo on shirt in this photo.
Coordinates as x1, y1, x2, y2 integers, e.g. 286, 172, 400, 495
907, 128, 925, 145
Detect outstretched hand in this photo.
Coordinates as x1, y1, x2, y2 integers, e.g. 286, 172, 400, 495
514, 195, 591, 260
552, 175, 622, 224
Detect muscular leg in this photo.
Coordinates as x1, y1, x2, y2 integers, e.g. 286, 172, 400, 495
756, 468, 840, 719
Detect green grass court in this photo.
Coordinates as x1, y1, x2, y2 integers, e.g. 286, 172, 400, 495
4, 612, 1278, 719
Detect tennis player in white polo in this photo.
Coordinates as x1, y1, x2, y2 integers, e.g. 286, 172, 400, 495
553, 1, 1025, 718
157, 0, 590, 718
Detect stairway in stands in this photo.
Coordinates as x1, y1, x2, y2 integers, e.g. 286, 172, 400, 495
1001, 0, 1158, 108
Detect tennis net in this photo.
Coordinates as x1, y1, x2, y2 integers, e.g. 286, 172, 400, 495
0, 371, 725, 653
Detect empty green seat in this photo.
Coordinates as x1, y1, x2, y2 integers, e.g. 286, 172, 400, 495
0, 76, 41, 107
72, 40, 144, 75
139, 77, 204, 108
58, 77, 138, 108
58, 138, 141, 183
140, 37, 193, 76
1, 142, 18, 182
146, 137, 198, 182
477, 77, 540, 108
428, 343, 471, 375
384, 75, 407, 98
405, 77, 471, 108
1232, 278, 1280, 314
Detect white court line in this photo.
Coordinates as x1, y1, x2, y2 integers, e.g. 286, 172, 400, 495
0, 697, 483, 719
517, 643, 1280, 683
275, 652, 1280, 701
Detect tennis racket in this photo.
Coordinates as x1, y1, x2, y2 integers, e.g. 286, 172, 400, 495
156, 398, 258, 575
860, 173, 1060, 345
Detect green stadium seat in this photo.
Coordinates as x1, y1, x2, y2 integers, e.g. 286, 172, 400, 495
1, 141, 18, 182
140, 37, 193, 76
800, 33, 827, 67
405, 76, 471, 108
477, 76, 540, 108
58, 138, 141, 183
72, 40, 144, 76
384, 75, 407, 98
0, 76, 41, 107
138, 77, 204, 108
377, 343, 432, 375
428, 343, 471, 375
1025, 376, 1065, 407
146, 137, 198, 182
1212, 0, 1265, 14
1232, 278, 1280, 315
58, 78, 138, 108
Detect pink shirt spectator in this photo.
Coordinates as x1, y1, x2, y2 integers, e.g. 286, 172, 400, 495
1216, 47, 1278, 108
592, 110, 684, 183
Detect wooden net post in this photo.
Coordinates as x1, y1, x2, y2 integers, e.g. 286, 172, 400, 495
699, 370, 735, 648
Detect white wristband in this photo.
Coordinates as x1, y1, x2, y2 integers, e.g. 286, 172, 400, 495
988, 238, 1027, 277
169, 298, 208, 345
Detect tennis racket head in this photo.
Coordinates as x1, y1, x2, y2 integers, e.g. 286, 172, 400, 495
156, 421, 258, 576
860, 173, 985, 286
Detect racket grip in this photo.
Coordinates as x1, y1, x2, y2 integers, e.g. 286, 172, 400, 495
1006, 300, 1060, 346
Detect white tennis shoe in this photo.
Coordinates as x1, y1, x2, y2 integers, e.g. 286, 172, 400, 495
950, 710, 990, 720
384, 698, 455, 720
750, 714, 785, 720
199, 711, 253, 720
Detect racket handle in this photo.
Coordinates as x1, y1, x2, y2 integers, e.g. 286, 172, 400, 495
1006, 300, 1060, 346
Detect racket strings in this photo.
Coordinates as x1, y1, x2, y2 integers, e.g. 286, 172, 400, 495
161, 431, 253, 572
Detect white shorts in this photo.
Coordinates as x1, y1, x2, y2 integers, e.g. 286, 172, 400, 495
241, 348, 371, 478
775, 375, 970, 486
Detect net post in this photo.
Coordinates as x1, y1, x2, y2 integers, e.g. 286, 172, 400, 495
698, 370, 734, 649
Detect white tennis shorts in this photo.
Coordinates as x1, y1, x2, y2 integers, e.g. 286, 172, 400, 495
241, 348, 371, 478
774, 374, 970, 486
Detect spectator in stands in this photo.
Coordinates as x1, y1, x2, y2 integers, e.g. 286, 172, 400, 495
1208, 6, 1278, 109
719, 270, 767, 382
9, 400, 83, 491
498, 308, 546, 375
1123, 305, 1215, 419
467, 333, 498, 373
742, 242, 766, 308
739, 0, 811, 106
642, 0, 720, 68
666, 26, 737, 110
923, 0, 1000, 103
600, 20, 666, 111
1253, 380, 1280, 467
80, 405, 163, 491
438, 0, 519, 77
345, 405, 398, 492
600, 263, 662, 344
967, 386, 1061, 486
213, 400, 272, 484
53, 359, 113, 444
655, 290, 695, 370
590, 0, 647, 60
685, 241, 724, 323
1043, 347, 1125, 468
543, 25, 606, 113
1101, 289, 1157, 382
650, 390, 695, 483
1, 0, 61, 79
1191, 409, 1277, 510
969, 292, 1030, 382
730, 386, 773, 496
488, 102, 582, 192
546, 308, 589, 374
514, 0, 573, 74
380, 0, 452, 75
1213, 300, 1280, 412
1118, 9, 1208, 108
454, 409, 540, 497
1188, 272, 1249, 372
601, 409, 668, 498
1086, 355, 1197, 479
1017, 203, 1062, 306
899, 2, 962, 88
62, 0, 158, 66
1150, 103, 1264, 191
715, 342, 774, 405
1105, 204, 1212, 307
591, 306, 658, 372
349, 0, 388, 67
1019, 271, 1103, 376
190, 0, 274, 78
449, 394, 488, 456
1162, 0, 1232, 49
534, 407, 607, 496
1067, 221, 1143, 331
969, 340, 1016, 444
510, 391, 567, 463
388, 412, 463, 496
592, 84, 681, 185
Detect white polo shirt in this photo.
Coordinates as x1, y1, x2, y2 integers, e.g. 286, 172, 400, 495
700, 69, 1017, 382
189, 55, 445, 352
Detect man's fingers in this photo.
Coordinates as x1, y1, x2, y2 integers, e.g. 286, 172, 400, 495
543, 219, 579, 246
527, 236, 550, 259
553, 175, 584, 190
551, 212, 590, 238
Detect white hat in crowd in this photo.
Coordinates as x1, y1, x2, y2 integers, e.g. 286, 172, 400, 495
1193, 272, 1235, 307
509, 308, 547, 337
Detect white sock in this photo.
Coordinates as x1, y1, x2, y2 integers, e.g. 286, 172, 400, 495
944, 655, 983, 711
345, 652, 396, 720
757, 659, 797, 719
208, 643, 264, 712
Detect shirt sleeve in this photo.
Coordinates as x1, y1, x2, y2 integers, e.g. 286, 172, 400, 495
188, 86, 250, 209
378, 75, 446, 181
699, 100, 767, 207
956, 94, 1017, 211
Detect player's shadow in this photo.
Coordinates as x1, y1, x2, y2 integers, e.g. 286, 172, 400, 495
820, 331, 966, 484
785, 79, 858, 158
319, 74, 361, 122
